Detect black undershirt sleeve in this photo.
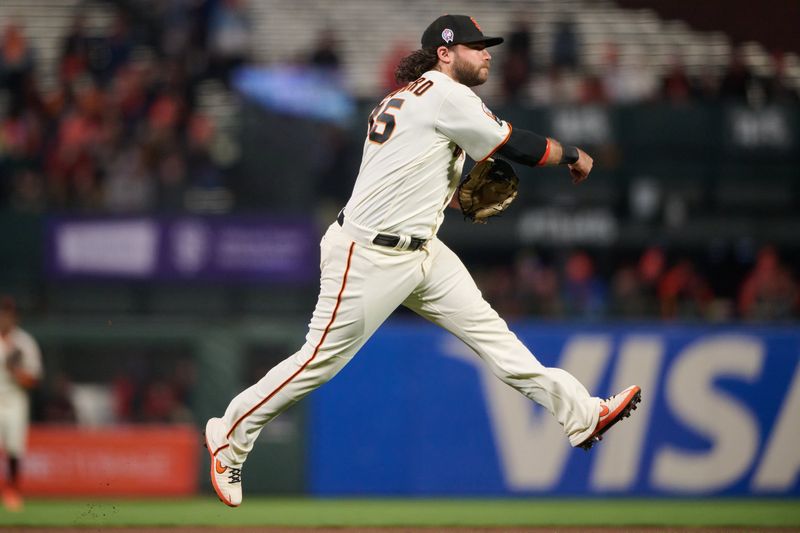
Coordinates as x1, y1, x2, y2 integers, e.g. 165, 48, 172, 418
496, 128, 549, 167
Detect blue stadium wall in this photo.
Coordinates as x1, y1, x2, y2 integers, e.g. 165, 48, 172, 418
309, 322, 800, 497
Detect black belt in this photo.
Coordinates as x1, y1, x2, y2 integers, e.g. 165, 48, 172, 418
337, 212, 426, 251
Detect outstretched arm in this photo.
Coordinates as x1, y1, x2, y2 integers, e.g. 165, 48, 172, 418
496, 128, 593, 183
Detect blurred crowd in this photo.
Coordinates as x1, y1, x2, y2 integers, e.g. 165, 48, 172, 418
475, 244, 799, 322
0, 0, 250, 214
494, 19, 800, 107
2, 2, 799, 214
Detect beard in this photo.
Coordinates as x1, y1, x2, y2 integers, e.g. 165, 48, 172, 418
452, 56, 489, 87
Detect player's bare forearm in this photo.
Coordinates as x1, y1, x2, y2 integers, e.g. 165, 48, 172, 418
537, 138, 563, 166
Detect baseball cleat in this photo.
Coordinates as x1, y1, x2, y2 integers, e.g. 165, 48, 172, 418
204, 417, 242, 507
578, 385, 641, 451
1, 487, 23, 512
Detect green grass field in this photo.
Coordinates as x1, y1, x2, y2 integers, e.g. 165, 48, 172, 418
0, 497, 798, 528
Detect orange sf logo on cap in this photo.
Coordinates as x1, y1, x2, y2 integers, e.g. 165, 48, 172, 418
470, 17, 482, 31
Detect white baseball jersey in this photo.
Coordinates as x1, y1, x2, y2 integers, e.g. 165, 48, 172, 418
344, 69, 511, 239
0, 327, 42, 401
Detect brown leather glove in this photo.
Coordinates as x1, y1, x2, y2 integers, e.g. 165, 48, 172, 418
457, 158, 519, 224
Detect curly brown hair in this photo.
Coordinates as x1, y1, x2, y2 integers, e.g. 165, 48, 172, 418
394, 48, 439, 84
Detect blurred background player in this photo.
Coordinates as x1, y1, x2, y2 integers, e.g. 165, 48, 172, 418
0, 296, 42, 512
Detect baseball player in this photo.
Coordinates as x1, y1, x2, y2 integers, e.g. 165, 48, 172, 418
205, 15, 641, 507
0, 297, 42, 512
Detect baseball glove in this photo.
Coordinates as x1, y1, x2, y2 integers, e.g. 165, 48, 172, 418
457, 158, 519, 224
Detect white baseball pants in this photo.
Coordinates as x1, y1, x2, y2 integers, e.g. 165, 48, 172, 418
215, 222, 600, 466
0, 394, 29, 457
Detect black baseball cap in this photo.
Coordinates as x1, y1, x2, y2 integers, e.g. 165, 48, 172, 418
421, 14, 504, 50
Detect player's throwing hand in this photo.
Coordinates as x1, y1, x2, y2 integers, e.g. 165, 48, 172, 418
568, 148, 593, 184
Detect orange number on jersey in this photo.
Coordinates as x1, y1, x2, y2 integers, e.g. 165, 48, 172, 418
368, 98, 405, 144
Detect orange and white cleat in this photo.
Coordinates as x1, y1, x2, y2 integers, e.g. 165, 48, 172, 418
578, 385, 642, 451
204, 417, 242, 507
2, 486, 23, 512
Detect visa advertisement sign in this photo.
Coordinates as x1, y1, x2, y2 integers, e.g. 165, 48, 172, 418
309, 323, 800, 496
